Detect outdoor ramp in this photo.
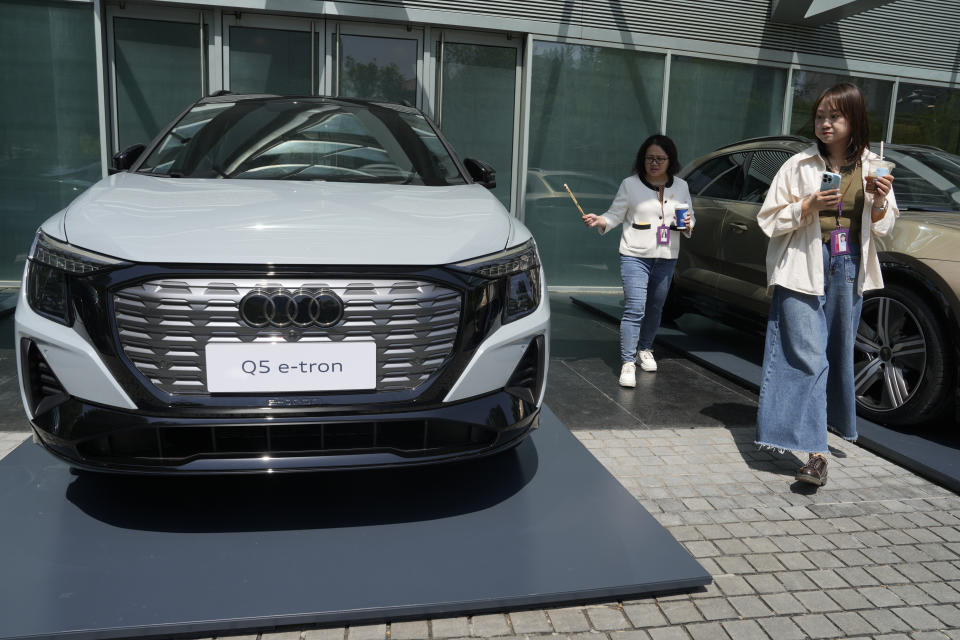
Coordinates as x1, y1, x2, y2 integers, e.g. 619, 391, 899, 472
0, 406, 709, 640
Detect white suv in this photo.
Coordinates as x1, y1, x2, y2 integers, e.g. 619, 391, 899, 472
16, 95, 549, 474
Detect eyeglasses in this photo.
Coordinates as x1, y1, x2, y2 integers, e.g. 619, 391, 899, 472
645, 156, 669, 165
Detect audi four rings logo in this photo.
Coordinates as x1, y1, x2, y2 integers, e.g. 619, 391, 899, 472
239, 289, 344, 328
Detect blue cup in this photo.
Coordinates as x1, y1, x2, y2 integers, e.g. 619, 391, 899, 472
675, 205, 689, 229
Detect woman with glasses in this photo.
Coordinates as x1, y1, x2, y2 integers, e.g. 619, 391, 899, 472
755, 83, 897, 488
582, 134, 694, 387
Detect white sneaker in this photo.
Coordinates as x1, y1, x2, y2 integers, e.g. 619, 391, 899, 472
619, 362, 637, 388
638, 349, 658, 372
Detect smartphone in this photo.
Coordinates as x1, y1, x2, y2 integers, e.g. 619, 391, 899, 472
821, 171, 841, 191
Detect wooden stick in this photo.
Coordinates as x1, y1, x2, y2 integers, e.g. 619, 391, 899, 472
563, 183, 586, 217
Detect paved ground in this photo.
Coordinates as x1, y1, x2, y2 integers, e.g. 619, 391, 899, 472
3, 296, 960, 639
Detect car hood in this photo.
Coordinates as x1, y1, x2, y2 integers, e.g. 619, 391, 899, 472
902, 210, 960, 231
59, 173, 518, 265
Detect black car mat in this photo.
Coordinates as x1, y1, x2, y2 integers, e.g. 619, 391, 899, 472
572, 294, 960, 493
0, 405, 709, 640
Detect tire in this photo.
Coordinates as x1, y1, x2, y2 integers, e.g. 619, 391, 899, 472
854, 281, 955, 427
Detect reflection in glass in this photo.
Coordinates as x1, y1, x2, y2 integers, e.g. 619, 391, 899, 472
876, 146, 960, 212
0, 1, 100, 281
229, 26, 311, 95
339, 35, 417, 105
892, 83, 960, 154
138, 99, 465, 186
115, 17, 202, 151
668, 56, 785, 167
439, 42, 516, 208
525, 42, 664, 286
789, 70, 892, 141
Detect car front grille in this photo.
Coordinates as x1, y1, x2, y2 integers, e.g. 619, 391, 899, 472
113, 278, 461, 395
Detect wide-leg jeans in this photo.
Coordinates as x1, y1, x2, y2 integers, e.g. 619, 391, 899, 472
756, 243, 862, 453
620, 254, 677, 364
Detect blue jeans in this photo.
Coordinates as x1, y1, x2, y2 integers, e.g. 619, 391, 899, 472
756, 243, 862, 453
620, 255, 677, 363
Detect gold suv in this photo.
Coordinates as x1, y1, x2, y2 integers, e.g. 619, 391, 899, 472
675, 136, 960, 428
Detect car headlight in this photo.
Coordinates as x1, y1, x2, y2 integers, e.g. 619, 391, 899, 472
26, 231, 129, 326
455, 239, 543, 324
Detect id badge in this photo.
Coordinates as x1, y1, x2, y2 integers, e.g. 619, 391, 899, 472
829, 227, 851, 257
656, 225, 670, 245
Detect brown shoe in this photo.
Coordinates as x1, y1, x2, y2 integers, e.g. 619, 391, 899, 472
796, 455, 828, 486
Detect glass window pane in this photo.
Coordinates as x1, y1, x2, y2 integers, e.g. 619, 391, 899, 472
789, 70, 892, 141
439, 42, 516, 209
524, 42, 664, 287
229, 26, 311, 95
667, 56, 786, 167
114, 17, 202, 151
892, 83, 960, 154
0, 1, 100, 281
698, 154, 747, 200
339, 35, 417, 105
742, 151, 792, 203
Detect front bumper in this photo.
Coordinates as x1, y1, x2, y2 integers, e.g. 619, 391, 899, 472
30, 390, 539, 474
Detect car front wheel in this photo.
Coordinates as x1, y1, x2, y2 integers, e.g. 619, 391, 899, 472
854, 281, 954, 427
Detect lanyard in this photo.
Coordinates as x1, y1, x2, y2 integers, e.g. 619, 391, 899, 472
831, 162, 859, 226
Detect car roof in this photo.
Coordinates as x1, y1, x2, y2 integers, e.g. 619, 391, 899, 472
196, 92, 421, 114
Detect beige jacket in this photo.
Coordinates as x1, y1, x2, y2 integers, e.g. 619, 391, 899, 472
758, 144, 898, 296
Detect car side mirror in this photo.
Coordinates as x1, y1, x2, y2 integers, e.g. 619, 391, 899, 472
110, 144, 146, 174
463, 158, 496, 190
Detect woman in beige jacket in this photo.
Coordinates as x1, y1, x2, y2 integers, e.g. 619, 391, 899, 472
755, 84, 897, 488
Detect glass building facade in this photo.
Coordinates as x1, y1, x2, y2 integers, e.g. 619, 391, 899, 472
1, 0, 959, 287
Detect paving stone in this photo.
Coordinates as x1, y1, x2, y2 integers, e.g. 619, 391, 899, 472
658, 601, 702, 625
508, 610, 551, 634
603, 630, 647, 640
890, 605, 942, 630
804, 569, 848, 589
743, 554, 785, 572
431, 616, 470, 638
825, 611, 876, 636
926, 561, 960, 580
792, 613, 842, 639
727, 595, 773, 618
388, 621, 429, 640
685, 621, 730, 640
887, 583, 937, 606
469, 614, 510, 637
715, 556, 753, 574
693, 598, 736, 621
835, 566, 880, 586
263, 632, 305, 640
742, 538, 779, 554
546, 608, 590, 633
683, 541, 720, 558
777, 552, 815, 571
346, 624, 386, 640
925, 603, 960, 627
743, 574, 781, 594
760, 592, 805, 615
894, 562, 940, 582
304, 629, 345, 640
755, 616, 805, 640
714, 539, 751, 555
623, 603, 667, 628
864, 564, 909, 585
831, 548, 872, 566
720, 619, 768, 640
824, 587, 872, 610
859, 608, 913, 633
919, 581, 960, 603
586, 606, 630, 631
794, 590, 840, 613
776, 571, 818, 591
859, 585, 907, 607
802, 550, 844, 568
713, 575, 754, 596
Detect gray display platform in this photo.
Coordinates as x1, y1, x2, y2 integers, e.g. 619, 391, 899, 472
0, 406, 710, 640
571, 294, 960, 493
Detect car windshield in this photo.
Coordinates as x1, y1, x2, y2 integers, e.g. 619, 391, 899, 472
871, 145, 960, 212
137, 99, 465, 186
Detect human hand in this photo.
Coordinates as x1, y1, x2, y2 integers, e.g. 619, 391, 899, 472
803, 189, 840, 218
873, 173, 894, 201
582, 214, 605, 230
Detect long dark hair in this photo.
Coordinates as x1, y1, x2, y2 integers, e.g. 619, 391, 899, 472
813, 83, 870, 164
633, 134, 680, 178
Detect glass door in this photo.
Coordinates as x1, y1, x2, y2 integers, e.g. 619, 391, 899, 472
222, 14, 320, 96
106, 6, 210, 152
432, 30, 522, 210
327, 23, 424, 107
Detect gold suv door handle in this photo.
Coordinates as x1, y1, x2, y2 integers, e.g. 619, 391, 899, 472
728, 222, 749, 233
